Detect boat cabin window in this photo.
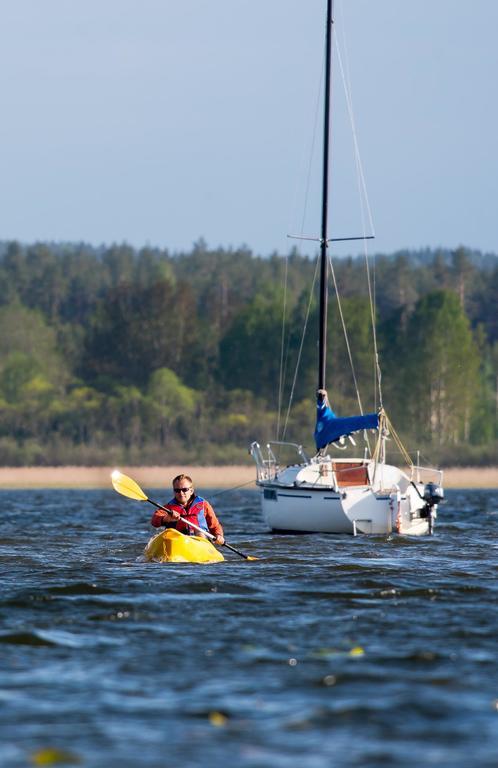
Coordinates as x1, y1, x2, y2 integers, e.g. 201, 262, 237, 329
263, 488, 278, 501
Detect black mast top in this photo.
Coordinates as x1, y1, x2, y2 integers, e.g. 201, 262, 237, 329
318, 0, 333, 394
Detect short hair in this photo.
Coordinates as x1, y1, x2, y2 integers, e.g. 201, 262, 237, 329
172, 474, 193, 487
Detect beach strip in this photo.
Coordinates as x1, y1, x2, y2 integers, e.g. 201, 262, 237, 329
0, 465, 496, 489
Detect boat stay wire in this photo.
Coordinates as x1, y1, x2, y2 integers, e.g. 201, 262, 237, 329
278, 1, 383, 446
276, 253, 288, 441
334, 19, 383, 409
327, 250, 371, 455
281, 256, 320, 442
276, 45, 325, 442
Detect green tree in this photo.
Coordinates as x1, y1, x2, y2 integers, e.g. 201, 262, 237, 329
218, 290, 285, 400
1, 242, 28, 304
402, 290, 480, 445
0, 301, 68, 396
451, 246, 474, 309
469, 326, 496, 444
327, 296, 378, 413
53, 385, 105, 445
83, 279, 196, 388
105, 385, 145, 450
145, 368, 197, 446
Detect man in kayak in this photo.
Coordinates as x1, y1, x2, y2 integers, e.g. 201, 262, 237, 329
150, 474, 225, 546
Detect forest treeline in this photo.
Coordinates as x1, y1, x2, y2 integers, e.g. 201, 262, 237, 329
0, 239, 496, 466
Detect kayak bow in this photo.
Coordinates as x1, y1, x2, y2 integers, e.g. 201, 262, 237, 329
144, 528, 225, 564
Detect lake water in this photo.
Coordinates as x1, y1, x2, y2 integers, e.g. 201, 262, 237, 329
1, 487, 497, 767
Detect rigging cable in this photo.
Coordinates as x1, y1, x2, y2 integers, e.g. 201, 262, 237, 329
281, 256, 320, 441
383, 413, 413, 468
334, 17, 384, 409
279, 7, 384, 444
334, 11, 376, 236
327, 250, 371, 454
276, 254, 288, 441
278, 48, 325, 439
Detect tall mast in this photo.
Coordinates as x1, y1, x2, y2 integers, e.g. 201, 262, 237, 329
318, 0, 333, 392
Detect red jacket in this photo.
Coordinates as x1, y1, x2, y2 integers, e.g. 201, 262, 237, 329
151, 495, 223, 538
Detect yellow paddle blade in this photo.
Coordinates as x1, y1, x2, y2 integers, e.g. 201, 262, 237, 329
111, 470, 148, 501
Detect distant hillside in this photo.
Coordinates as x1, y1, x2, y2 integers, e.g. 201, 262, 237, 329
0, 239, 496, 465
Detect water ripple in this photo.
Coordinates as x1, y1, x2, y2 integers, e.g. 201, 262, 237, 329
0, 488, 497, 767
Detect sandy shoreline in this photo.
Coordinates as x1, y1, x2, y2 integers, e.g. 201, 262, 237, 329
0, 466, 256, 490
0, 465, 496, 489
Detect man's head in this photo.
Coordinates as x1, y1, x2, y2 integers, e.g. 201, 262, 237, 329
172, 474, 194, 504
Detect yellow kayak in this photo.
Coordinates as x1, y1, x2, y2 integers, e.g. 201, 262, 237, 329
144, 528, 225, 564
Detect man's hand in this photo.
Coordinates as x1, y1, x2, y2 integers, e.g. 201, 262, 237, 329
214, 535, 225, 546
168, 510, 181, 521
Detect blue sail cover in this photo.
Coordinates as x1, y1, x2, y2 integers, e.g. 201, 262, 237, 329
314, 399, 379, 450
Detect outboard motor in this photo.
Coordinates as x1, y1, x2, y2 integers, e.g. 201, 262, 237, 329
421, 482, 444, 534
423, 482, 444, 507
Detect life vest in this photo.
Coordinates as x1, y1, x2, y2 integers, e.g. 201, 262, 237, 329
166, 495, 208, 536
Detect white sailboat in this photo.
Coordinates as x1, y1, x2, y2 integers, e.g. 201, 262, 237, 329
250, 0, 443, 536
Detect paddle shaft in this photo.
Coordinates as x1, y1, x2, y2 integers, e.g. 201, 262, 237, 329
146, 498, 254, 560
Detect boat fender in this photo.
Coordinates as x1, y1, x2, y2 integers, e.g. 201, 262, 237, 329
389, 486, 401, 533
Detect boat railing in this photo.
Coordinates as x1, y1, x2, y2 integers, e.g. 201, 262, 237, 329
250, 441, 308, 482
410, 464, 444, 485
250, 442, 270, 481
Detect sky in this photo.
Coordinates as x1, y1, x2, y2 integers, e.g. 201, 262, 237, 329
0, 0, 497, 259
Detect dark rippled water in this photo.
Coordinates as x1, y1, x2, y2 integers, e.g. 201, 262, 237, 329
1, 487, 498, 767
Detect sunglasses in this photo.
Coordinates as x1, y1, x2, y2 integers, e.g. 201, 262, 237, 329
174, 487, 192, 493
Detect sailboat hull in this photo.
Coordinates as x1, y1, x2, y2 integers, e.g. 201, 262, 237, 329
262, 488, 353, 533
260, 484, 430, 536
251, 454, 440, 536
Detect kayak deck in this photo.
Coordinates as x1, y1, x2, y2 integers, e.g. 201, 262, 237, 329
144, 528, 225, 564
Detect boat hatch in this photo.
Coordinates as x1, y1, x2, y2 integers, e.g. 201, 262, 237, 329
333, 462, 369, 487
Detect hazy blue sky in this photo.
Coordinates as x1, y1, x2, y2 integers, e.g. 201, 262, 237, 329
1, 0, 497, 258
